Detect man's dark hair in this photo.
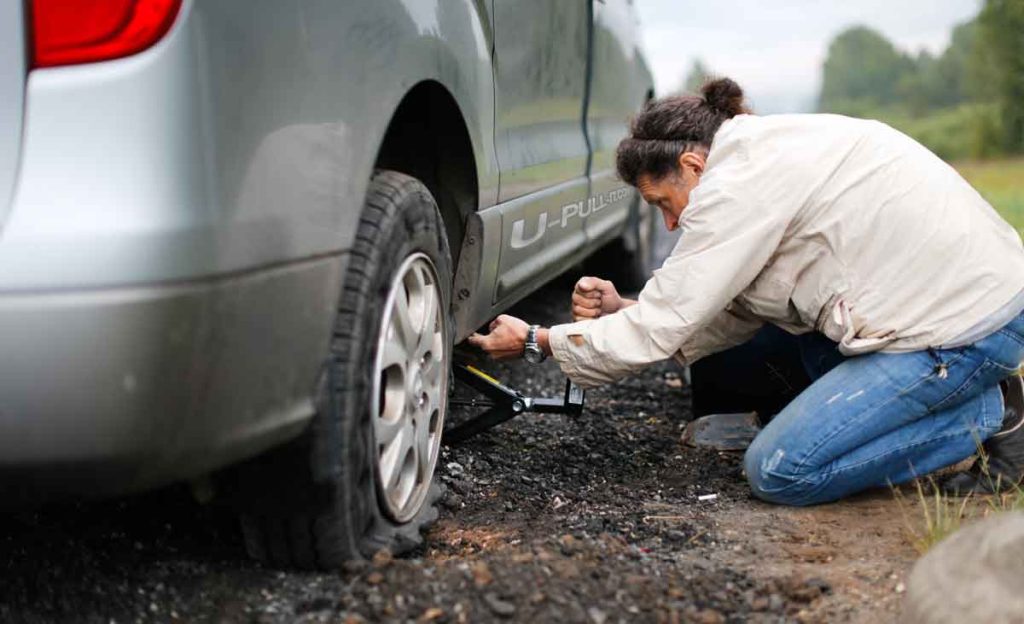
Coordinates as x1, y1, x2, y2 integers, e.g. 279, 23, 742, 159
616, 77, 749, 186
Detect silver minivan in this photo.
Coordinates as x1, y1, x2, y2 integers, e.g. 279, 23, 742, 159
0, 0, 653, 567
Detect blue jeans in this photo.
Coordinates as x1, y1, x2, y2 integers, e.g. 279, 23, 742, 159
737, 311, 1024, 506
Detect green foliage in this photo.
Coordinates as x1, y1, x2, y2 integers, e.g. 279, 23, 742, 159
897, 22, 979, 115
873, 103, 1004, 161
943, 21, 984, 104
975, 0, 1024, 153
820, 23, 982, 117
819, 26, 915, 111
819, 1, 1024, 159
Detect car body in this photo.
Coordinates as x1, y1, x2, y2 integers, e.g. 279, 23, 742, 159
0, 0, 652, 510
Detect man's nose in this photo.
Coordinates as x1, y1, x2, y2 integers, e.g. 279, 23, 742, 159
662, 211, 677, 231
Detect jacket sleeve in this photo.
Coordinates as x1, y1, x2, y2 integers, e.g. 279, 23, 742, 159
675, 301, 764, 365
548, 180, 791, 387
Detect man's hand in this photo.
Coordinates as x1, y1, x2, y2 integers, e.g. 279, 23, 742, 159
572, 276, 624, 321
467, 314, 530, 360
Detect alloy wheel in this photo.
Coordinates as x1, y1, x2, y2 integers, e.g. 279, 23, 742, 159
371, 252, 448, 522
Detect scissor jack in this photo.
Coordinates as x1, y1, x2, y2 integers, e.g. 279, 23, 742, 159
443, 362, 585, 444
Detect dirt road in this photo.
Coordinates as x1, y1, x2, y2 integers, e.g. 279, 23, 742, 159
0, 232, 918, 623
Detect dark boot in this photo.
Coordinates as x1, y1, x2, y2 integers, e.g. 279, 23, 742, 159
942, 374, 1024, 496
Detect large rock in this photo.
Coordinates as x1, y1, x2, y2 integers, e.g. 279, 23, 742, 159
903, 511, 1024, 623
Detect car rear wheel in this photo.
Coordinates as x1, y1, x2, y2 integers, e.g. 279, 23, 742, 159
228, 170, 452, 569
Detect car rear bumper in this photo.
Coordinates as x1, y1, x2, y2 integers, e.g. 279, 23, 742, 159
0, 256, 343, 508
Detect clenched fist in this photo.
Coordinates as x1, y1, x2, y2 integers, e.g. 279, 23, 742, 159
571, 276, 625, 321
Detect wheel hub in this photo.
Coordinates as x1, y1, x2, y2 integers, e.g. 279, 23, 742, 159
371, 253, 447, 523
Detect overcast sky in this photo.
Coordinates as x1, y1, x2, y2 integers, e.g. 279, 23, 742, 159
635, 0, 982, 113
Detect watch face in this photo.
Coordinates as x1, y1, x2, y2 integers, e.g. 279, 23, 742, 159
524, 346, 545, 364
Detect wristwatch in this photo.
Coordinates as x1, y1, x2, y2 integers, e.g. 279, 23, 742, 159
523, 324, 547, 364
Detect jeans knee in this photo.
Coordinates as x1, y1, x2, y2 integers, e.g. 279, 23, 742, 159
742, 441, 768, 489
743, 442, 820, 506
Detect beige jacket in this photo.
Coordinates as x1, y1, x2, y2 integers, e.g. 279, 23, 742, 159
549, 114, 1024, 388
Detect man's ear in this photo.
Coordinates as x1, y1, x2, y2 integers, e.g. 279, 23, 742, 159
676, 151, 706, 178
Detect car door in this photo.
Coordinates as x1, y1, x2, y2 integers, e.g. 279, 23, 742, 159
584, 0, 651, 246
490, 0, 591, 305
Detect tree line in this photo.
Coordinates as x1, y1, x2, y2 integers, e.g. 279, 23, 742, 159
818, 0, 1023, 160
681, 1, 1022, 161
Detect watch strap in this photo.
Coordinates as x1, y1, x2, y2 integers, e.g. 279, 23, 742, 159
526, 325, 538, 346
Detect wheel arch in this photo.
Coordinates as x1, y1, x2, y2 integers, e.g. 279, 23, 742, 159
374, 80, 479, 268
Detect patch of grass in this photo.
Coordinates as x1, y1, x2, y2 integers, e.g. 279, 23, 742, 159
895, 442, 1024, 554
893, 477, 975, 555
953, 158, 1024, 237
990, 488, 1024, 513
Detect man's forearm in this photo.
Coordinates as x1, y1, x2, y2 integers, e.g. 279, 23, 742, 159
540, 299, 636, 357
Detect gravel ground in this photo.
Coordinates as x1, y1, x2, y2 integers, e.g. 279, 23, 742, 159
0, 230, 916, 623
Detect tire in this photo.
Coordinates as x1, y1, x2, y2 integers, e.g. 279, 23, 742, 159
227, 170, 452, 569
584, 194, 656, 292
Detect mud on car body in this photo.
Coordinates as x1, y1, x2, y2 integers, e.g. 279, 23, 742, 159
0, 0, 652, 568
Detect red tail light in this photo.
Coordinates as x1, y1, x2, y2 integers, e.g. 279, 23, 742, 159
31, 0, 182, 69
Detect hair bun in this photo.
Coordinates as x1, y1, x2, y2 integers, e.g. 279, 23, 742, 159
701, 77, 747, 118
